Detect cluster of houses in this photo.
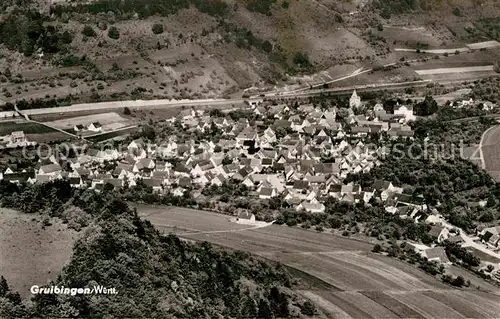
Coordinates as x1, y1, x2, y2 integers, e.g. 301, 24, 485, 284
452, 97, 496, 111
0, 91, 423, 216
0, 130, 33, 149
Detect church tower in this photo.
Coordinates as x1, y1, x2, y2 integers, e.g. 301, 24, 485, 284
349, 89, 361, 109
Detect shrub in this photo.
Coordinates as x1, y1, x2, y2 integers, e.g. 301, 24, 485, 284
108, 26, 120, 39
152, 23, 164, 34
293, 52, 311, 68
372, 244, 382, 253
494, 61, 500, 73
82, 25, 97, 37
300, 300, 316, 316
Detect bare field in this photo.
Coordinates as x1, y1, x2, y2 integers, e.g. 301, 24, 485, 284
138, 205, 500, 318
377, 26, 444, 47
44, 112, 131, 131
418, 71, 498, 82
415, 65, 494, 75
0, 208, 78, 297
480, 125, 500, 178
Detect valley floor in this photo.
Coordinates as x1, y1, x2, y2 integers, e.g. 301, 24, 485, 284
137, 205, 500, 318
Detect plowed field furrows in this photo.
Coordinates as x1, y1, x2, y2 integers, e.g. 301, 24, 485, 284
421, 291, 487, 318
361, 291, 426, 319
386, 291, 466, 319
299, 291, 353, 319
322, 252, 434, 291
327, 291, 400, 319
139, 205, 500, 318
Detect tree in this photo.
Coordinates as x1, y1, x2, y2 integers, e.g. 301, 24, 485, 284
372, 244, 382, 253
261, 40, 273, 53
123, 107, 131, 115
82, 25, 97, 37
0, 276, 9, 297
300, 300, 316, 316
494, 61, 500, 74
293, 52, 311, 68
152, 23, 164, 34
108, 26, 120, 39
451, 275, 465, 287
141, 125, 156, 141
414, 95, 438, 116
258, 300, 273, 319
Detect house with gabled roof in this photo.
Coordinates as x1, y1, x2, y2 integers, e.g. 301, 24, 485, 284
38, 163, 62, 176
88, 122, 102, 132
423, 247, 451, 265
296, 201, 325, 213
211, 174, 227, 186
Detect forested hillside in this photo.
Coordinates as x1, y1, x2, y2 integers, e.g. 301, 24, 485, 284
0, 181, 317, 318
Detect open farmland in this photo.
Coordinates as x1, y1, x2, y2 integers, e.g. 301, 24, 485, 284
415, 65, 495, 75
137, 205, 500, 318
44, 112, 132, 131
480, 125, 500, 180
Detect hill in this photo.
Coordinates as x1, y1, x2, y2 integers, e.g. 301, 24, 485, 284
0, 181, 320, 318
0, 0, 498, 105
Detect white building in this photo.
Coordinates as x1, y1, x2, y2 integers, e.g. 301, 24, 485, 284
394, 105, 416, 122
349, 89, 362, 109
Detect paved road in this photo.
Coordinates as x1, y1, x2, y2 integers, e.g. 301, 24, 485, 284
138, 205, 500, 318
1, 74, 497, 118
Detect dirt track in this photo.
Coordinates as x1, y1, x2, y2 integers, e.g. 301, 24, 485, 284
138, 205, 500, 318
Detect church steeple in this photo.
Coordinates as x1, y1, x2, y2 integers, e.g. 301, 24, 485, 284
349, 89, 361, 109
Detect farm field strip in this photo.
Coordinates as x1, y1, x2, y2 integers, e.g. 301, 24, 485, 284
480, 125, 500, 176
466, 40, 500, 50
323, 252, 434, 291
415, 65, 494, 75
328, 291, 399, 319
139, 206, 500, 317
421, 291, 486, 318
449, 290, 500, 318
361, 291, 425, 319
279, 253, 400, 291
298, 291, 353, 319
386, 291, 466, 319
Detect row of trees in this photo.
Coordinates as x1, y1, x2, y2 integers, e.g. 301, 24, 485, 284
50, 0, 229, 19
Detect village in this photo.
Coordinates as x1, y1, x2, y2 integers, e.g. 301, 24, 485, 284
1, 90, 500, 279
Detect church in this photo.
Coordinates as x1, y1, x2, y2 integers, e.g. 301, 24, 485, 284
349, 89, 361, 109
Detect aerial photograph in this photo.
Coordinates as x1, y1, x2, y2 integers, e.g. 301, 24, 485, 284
1, 0, 500, 318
